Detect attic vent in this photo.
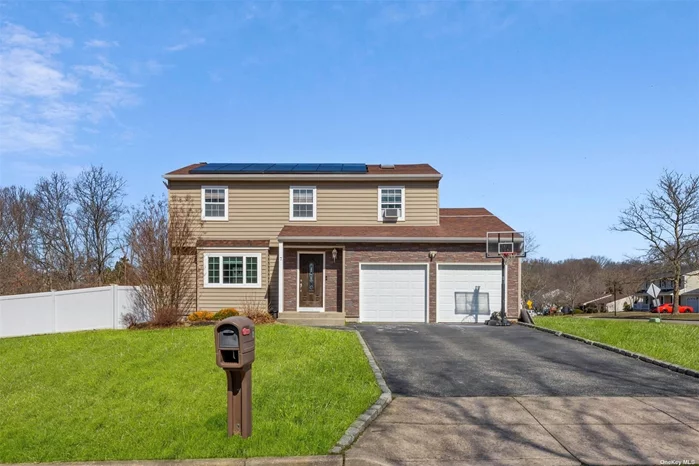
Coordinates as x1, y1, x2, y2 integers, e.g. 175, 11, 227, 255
380, 164, 395, 169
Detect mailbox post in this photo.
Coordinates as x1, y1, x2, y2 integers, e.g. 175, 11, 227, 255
214, 316, 255, 438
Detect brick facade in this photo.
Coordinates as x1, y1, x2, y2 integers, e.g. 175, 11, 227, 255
282, 247, 342, 313
277, 243, 520, 321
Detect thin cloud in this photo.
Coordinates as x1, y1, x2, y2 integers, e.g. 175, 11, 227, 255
64, 12, 80, 26
131, 59, 164, 77
165, 36, 205, 52
91, 13, 106, 27
0, 23, 140, 155
84, 39, 119, 48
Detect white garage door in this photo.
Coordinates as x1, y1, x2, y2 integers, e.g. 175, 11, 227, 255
437, 264, 502, 323
684, 297, 699, 312
360, 264, 427, 322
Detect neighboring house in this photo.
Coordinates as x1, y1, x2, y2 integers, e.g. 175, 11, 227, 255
582, 294, 635, 313
633, 269, 699, 311
164, 162, 521, 323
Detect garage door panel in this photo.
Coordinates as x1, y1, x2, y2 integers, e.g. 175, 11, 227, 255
438, 264, 502, 323
360, 264, 427, 323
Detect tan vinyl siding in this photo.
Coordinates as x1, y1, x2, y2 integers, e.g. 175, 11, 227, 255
197, 248, 270, 312
170, 180, 439, 246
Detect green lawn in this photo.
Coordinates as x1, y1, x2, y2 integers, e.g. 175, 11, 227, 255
0, 325, 380, 463
534, 316, 699, 371
588, 311, 699, 321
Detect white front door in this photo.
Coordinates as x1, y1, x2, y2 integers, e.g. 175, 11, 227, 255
437, 264, 502, 323
360, 264, 427, 322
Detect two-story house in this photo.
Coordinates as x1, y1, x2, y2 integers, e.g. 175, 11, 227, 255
633, 269, 699, 311
164, 162, 521, 323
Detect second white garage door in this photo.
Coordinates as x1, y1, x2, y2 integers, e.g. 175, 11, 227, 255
437, 264, 502, 323
360, 264, 427, 322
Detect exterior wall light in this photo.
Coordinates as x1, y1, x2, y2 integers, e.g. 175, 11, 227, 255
332, 248, 338, 263
429, 251, 438, 261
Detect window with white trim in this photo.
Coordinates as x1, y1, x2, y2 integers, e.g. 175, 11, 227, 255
290, 186, 316, 221
202, 186, 228, 220
205, 253, 261, 287
378, 186, 405, 221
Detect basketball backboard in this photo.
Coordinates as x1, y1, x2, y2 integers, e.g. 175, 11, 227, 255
486, 231, 526, 259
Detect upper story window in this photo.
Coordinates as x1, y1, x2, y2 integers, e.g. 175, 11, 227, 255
201, 186, 228, 221
290, 186, 316, 221
205, 253, 261, 288
378, 186, 405, 221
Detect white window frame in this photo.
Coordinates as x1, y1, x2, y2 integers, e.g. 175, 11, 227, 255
377, 186, 405, 221
289, 186, 317, 221
201, 186, 229, 221
204, 253, 262, 288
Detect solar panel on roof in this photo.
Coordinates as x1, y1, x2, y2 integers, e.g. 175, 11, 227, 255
341, 164, 367, 173
189, 163, 368, 174
316, 164, 344, 172
241, 163, 274, 172
291, 164, 320, 172
190, 163, 230, 174
265, 163, 298, 173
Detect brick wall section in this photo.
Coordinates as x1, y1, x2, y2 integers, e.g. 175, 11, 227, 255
282, 247, 343, 313
343, 243, 520, 322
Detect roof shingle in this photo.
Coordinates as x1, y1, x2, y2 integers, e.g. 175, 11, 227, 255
196, 239, 269, 248
278, 213, 513, 240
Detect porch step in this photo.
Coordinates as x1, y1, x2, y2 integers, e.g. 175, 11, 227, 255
277, 312, 346, 327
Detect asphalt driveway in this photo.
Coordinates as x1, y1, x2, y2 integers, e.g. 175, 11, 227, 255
355, 323, 699, 397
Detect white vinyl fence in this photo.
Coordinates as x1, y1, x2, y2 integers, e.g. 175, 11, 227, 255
0, 285, 142, 338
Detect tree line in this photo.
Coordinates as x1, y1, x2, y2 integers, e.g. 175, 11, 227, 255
0, 167, 129, 295
1, 166, 198, 326
524, 170, 699, 313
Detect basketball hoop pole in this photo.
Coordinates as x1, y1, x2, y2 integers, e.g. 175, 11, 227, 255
500, 255, 506, 324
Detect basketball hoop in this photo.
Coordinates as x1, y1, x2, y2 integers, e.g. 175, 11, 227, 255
500, 252, 519, 267
485, 231, 527, 327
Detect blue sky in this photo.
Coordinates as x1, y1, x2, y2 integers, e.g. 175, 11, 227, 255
0, 1, 697, 261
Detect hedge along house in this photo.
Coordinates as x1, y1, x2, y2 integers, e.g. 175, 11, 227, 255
164, 163, 521, 324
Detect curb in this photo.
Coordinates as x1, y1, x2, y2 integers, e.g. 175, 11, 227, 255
519, 322, 699, 379
328, 330, 392, 455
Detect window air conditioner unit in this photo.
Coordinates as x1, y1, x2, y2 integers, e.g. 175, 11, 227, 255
383, 208, 400, 219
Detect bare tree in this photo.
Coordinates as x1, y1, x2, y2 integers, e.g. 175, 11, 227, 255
601, 261, 647, 315
34, 173, 83, 289
521, 258, 551, 306
613, 170, 699, 314
523, 231, 540, 257
123, 196, 198, 327
73, 166, 126, 284
0, 186, 43, 295
556, 258, 603, 308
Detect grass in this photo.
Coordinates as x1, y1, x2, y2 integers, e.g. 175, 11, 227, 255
534, 316, 699, 371
587, 311, 699, 320
0, 325, 380, 463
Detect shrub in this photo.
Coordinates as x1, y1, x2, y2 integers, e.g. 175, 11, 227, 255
213, 308, 239, 320
623, 302, 633, 312
187, 310, 215, 322
241, 294, 275, 325
244, 308, 276, 325
572, 309, 584, 315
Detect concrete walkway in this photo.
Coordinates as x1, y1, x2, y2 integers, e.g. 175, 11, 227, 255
346, 396, 699, 465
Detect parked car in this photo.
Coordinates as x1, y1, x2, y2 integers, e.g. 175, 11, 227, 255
652, 303, 694, 314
